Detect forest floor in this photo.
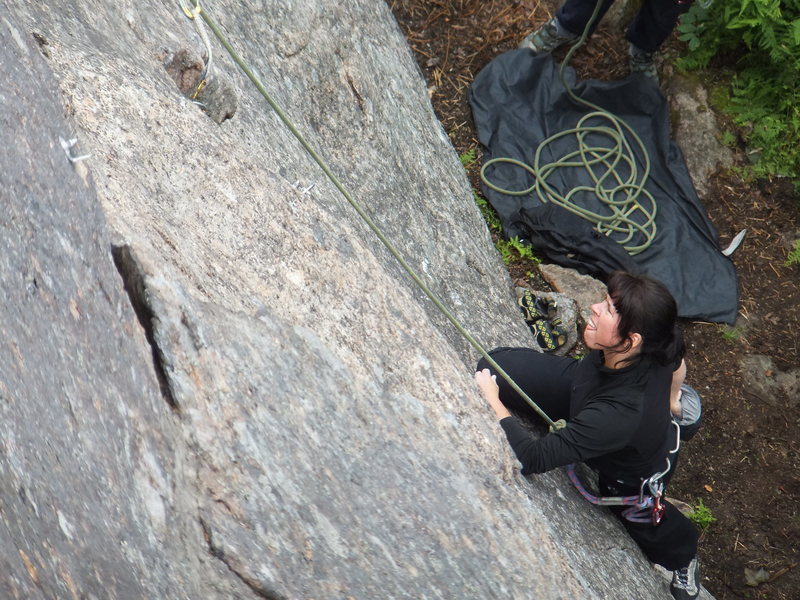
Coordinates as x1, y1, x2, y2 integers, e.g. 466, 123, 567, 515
387, 1, 800, 598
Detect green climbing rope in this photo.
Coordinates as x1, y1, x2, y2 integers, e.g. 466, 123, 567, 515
480, 3, 658, 256
178, 0, 563, 430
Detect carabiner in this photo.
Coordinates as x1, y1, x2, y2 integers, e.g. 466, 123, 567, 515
651, 494, 665, 525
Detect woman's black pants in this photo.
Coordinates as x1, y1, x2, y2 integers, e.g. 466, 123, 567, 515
478, 347, 698, 571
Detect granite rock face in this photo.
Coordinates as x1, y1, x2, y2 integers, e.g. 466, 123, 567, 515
0, 15, 205, 599
2, 2, 711, 598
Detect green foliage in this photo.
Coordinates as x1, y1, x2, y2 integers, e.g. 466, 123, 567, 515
785, 239, 800, 266
459, 148, 477, 167
496, 236, 541, 265
720, 325, 743, 341
687, 498, 717, 530
470, 186, 540, 266
719, 130, 737, 147
677, 0, 800, 183
473, 191, 502, 233
676, 5, 723, 67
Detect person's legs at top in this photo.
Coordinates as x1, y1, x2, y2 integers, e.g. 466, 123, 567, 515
476, 347, 578, 423
626, 0, 695, 79
519, 0, 616, 53
625, 0, 693, 52
557, 0, 616, 39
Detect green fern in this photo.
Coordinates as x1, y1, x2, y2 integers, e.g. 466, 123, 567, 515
459, 148, 477, 167
473, 191, 502, 233
786, 239, 800, 267
677, 0, 800, 183
496, 236, 541, 265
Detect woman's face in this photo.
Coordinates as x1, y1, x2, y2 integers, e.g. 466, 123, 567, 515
584, 295, 623, 350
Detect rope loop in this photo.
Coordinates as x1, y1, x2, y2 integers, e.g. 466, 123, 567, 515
480, 100, 658, 255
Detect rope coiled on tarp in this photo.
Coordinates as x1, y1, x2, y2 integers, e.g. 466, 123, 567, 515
479, 2, 658, 256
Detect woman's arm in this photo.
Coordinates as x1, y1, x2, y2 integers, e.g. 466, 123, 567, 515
475, 368, 512, 420
475, 368, 631, 474
670, 359, 687, 418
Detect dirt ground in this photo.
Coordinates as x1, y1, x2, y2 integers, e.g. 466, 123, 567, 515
387, 1, 800, 598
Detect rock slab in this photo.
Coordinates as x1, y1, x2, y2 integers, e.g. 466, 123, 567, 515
1, 2, 714, 599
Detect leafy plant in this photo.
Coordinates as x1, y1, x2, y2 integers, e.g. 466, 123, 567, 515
469, 180, 540, 266
496, 236, 541, 265
719, 130, 737, 147
473, 191, 502, 233
786, 239, 800, 266
688, 498, 717, 530
676, 4, 722, 66
459, 148, 477, 167
720, 325, 743, 342
676, 0, 800, 184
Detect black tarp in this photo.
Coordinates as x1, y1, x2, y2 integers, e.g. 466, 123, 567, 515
469, 49, 739, 324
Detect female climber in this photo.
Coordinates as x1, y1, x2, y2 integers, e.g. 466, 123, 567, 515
475, 271, 702, 600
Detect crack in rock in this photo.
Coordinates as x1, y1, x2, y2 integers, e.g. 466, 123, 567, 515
200, 518, 288, 600
111, 244, 179, 412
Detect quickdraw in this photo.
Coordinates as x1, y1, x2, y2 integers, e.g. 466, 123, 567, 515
178, 0, 214, 99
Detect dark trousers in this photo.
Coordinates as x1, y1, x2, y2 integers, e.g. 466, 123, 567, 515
477, 347, 698, 570
556, 0, 693, 53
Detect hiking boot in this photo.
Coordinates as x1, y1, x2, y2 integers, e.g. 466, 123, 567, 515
629, 44, 658, 81
671, 557, 700, 600
519, 18, 577, 53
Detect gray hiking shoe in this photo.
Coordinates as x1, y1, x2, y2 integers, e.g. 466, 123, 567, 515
629, 44, 658, 81
519, 18, 577, 53
671, 557, 700, 600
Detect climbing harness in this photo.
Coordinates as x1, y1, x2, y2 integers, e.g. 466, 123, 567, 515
177, 1, 563, 430
567, 420, 681, 525
480, 1, 658, 256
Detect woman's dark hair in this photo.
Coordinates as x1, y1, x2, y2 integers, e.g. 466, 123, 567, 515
606, 271, 685, 366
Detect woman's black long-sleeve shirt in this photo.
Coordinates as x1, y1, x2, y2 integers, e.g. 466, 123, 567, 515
500, 350, 674, 483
